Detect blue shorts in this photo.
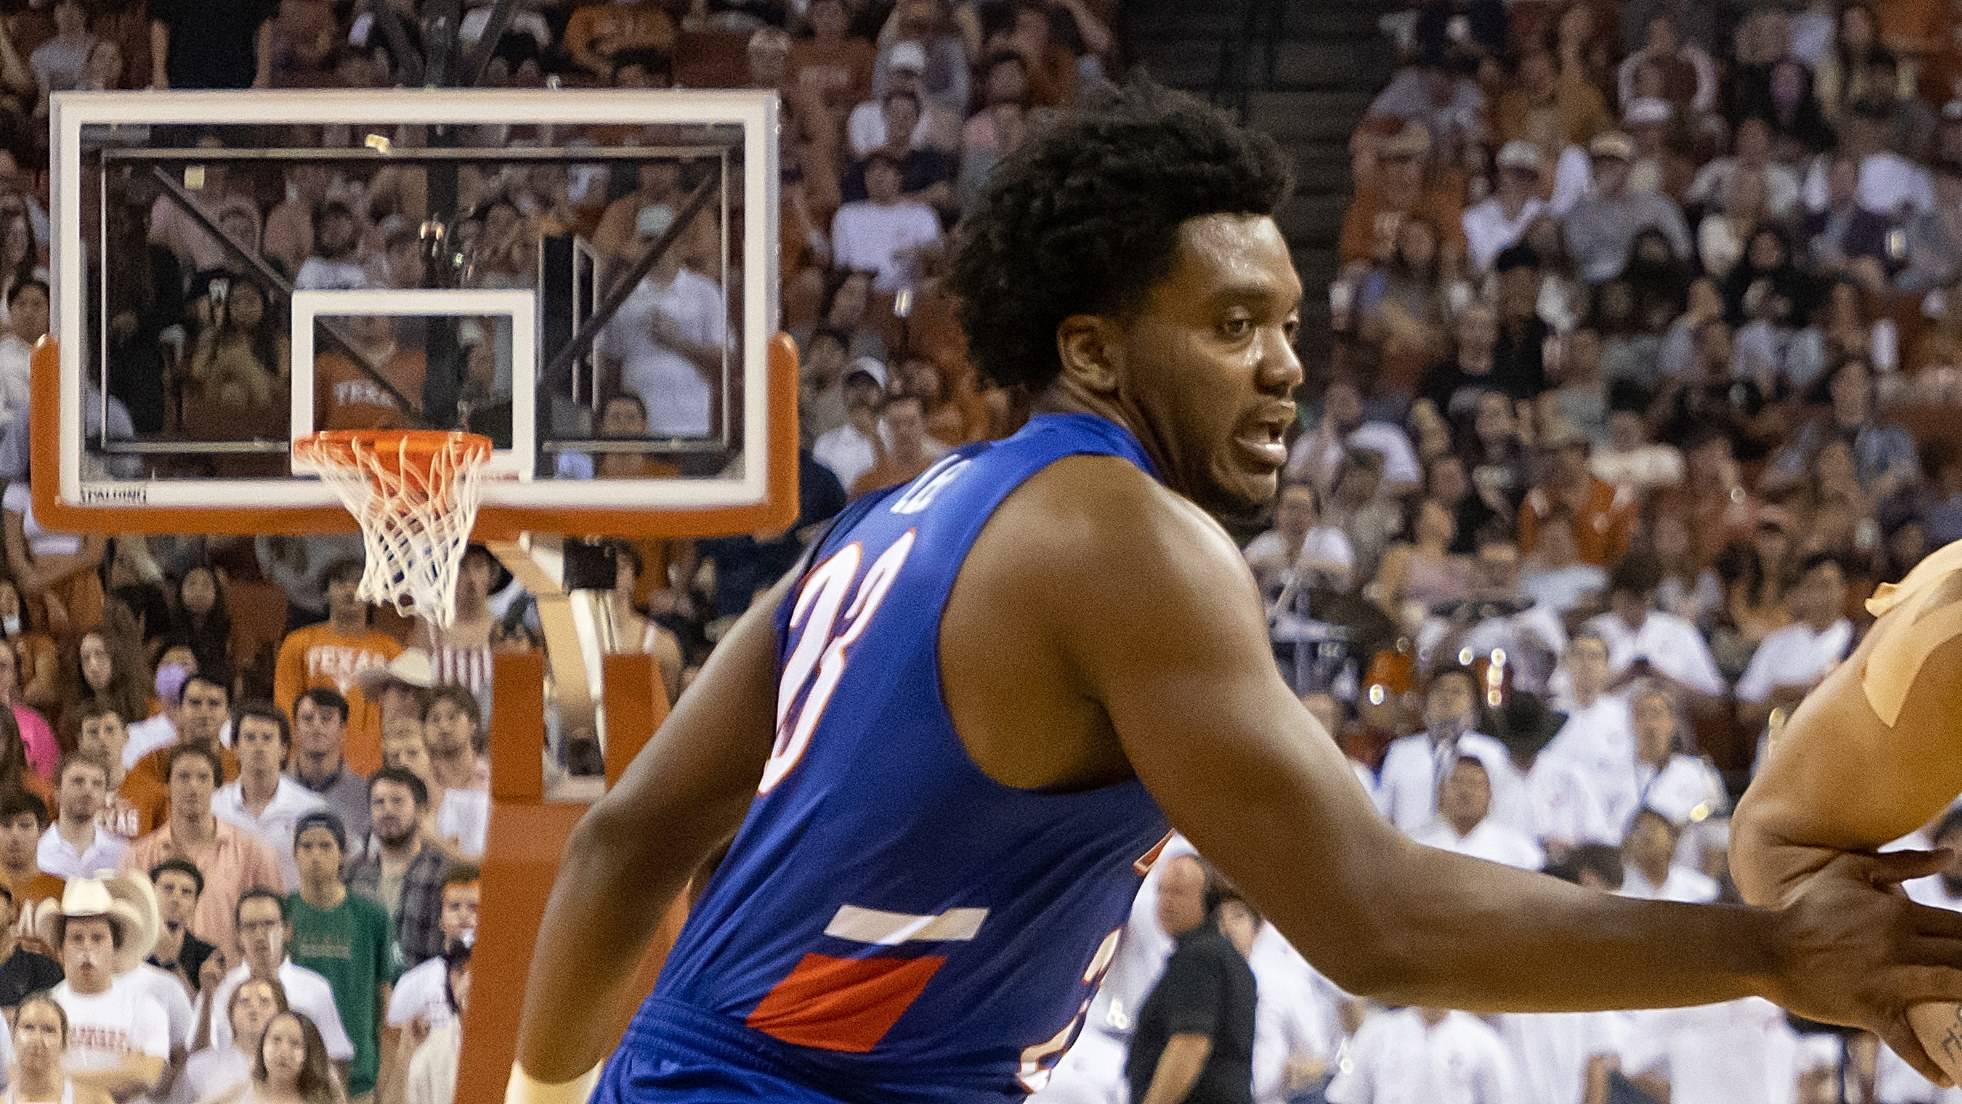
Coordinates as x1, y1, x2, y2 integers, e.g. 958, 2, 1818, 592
595, 1000, 842, 1104
594, 998, 1023, 1104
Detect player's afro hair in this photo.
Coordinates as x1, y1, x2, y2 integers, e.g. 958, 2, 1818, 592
948, 81, 1295, 394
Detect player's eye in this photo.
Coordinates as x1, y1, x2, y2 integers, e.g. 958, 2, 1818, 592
1220, 316, 1254, 340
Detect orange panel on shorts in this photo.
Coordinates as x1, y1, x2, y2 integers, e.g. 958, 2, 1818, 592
745, 952, 947, 1053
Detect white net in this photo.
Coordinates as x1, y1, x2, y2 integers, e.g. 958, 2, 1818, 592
293, 431, 492, 630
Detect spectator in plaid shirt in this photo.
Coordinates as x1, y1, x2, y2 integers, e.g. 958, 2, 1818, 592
348, 768, 447, 970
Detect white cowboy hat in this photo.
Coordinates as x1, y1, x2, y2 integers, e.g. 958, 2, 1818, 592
352, 648, 436, 695
32, 872, 160, 975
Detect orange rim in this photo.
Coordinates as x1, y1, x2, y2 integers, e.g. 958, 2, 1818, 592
294, 430, 494, 505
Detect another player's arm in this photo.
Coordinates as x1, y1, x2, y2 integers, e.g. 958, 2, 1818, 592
1730, 599, 1962, 903
1029, 468, 1962, 1077
1730, 584, 1962, 1081
509, 573, 789, 1088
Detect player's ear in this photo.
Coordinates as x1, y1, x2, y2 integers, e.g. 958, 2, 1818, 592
1055, 314, 1123, 396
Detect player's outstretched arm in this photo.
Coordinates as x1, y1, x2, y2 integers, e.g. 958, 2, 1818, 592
1023, 465, 1962, 1081
1731, 571, 1962, 1082
508, 573, 791, 1093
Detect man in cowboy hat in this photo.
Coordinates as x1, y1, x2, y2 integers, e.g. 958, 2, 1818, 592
40, 873, 169, 1099
351, 648, 436, 779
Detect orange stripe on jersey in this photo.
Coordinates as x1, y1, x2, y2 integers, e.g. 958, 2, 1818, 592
746, 952, 947, 1053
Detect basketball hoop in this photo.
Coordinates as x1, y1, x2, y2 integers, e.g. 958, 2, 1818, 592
293, 430, 494, 629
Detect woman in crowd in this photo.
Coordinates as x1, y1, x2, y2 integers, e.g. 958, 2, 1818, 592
181, 976, 289, 1104
55, 626, 153, 736
206, 1010, 345, 1104
185, 277, 288, 410
157, 565, 233, 678
12, 991, 115, 1104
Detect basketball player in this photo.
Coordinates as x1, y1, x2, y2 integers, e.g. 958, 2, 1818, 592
1732, 536, 1962, 1078
507, 84, 1962, 1103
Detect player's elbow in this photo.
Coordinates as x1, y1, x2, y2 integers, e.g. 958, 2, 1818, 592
1728, 788, 1820, 907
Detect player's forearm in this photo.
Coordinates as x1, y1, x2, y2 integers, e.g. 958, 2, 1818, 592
1138, 1034, 1212, 1104
511, 795, 718, 1081
1353, 840, 1779, 1013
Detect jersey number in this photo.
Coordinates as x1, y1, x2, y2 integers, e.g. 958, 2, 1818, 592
1016, 926, 1124, 1092
760, 531, 918, 793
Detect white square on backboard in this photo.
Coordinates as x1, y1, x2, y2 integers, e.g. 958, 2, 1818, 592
288, 288, 538, 480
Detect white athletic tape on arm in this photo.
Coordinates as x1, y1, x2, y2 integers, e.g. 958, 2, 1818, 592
1862, 540, 1962, 726
505, 1063, 601, 1104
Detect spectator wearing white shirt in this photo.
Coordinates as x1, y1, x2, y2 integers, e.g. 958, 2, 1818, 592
1415, 529, 1569, 697
201, 890, 353, 1067
1688, 117, 1802, 219
38, 754, 127, 881
1326, 1005, 1519, 1104
812, 358, 887, 492
1285, 379, 1422, 498
848, 40, 962, 157
1545, 633, 1636, 780
1735, 553, 1855, 736
0, 279, 46, 429
211, 703, 326, 892
1621, 997, 1803, 1104
1207, 898, 1347, 1104
38, 874, 170, 1100
1242, 482, 1356, 595
1492, 693, 1616, 855
1411, 754, 1546, 870
1619, 807, 1721, 902
1498, 856, 1633, 1104
594, 214, 728, 439
173, 974, 285, 1104
1464, 142, 1548, 273
1580, 552, 1727, 705
383, 863, 478, 1092
1375, 667, 1522, 835
292, 203, 368, 291
1598, 683, 1729, 837
830, 152, 943, 293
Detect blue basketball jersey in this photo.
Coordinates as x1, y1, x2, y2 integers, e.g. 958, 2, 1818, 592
601, 413, 1173, 1103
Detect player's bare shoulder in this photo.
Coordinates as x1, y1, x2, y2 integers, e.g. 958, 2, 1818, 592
1852, 541, 1962, 728
971, 451, 1254, 596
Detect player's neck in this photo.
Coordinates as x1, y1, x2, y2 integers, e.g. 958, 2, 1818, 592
1032, 386, 1168, 484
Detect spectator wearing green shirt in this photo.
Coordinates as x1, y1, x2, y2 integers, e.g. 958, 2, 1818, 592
285, 810, 391, 1102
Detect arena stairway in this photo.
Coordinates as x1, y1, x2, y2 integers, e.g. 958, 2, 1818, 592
1121, 0, 1397, 368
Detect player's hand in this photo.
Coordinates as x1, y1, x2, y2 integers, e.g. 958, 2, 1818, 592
1765, 849, 1962, 1085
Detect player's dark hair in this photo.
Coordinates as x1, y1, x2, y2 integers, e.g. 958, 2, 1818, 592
949, 81, 1294, 393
